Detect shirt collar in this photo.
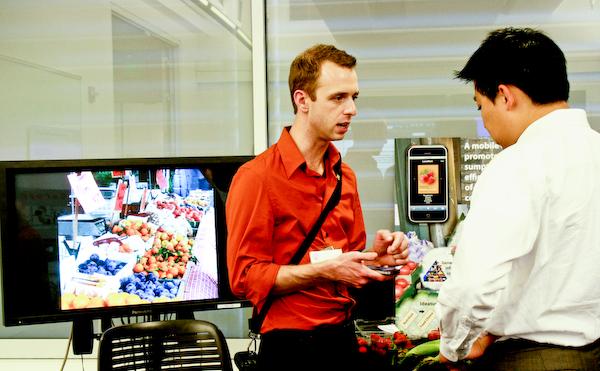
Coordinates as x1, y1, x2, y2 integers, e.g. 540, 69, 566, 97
277, 126, 342, 179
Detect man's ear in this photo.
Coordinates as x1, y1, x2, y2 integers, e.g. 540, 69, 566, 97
293, 90, 309, 113
497, 84, 516, 110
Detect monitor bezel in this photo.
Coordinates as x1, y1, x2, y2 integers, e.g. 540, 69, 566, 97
0, 156, 252, 326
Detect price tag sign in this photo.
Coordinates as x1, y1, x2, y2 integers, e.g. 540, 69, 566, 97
156, 169, 169, 190
67, 172, 104, 214
114, 179, 128, 212
127, 171, 137, 192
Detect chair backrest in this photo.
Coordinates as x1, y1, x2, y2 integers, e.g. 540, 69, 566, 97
98, 319, 233, 371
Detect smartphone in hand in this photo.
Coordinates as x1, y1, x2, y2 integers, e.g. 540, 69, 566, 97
366, 265, 402, 276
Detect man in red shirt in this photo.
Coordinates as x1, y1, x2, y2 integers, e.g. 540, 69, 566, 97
226, 44, 409, 370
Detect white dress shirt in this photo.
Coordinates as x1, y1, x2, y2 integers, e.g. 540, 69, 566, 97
435, 108, 600, 361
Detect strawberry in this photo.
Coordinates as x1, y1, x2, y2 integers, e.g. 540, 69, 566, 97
374, 338, 387, 349
370, 333, 382, 343
383, 337, 393, 349
427, 328, 441, 340
393, 331, 409, 347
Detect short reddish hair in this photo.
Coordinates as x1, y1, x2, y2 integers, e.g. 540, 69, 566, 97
288, 44, 356, 114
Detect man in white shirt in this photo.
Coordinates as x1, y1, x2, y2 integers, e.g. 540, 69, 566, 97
436, 27, 600, 370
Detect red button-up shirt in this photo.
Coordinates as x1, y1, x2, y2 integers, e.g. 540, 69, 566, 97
226, 128, 366, 332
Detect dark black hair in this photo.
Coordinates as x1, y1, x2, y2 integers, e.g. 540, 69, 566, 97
455, 27, 569, 104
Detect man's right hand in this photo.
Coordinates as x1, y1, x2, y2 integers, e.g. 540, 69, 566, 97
271, 250, 391, 295
319, 250, 392, 287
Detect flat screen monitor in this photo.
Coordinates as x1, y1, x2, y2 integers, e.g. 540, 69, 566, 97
0, 156, 252, 326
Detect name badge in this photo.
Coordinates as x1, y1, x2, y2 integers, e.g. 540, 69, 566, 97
309, 246, 342, 263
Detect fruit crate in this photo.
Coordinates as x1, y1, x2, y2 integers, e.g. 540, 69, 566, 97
354, 317, 397, 341
355, 318, 427, 371
66, 243, 135, 298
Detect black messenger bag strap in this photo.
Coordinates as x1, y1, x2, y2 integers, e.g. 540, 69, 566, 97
249, 158, 343, 335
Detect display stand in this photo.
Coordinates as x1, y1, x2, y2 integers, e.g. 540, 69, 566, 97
424, 222, 445, 247
101, 315, 112, 333
72, 317, 94, 355
176, 310, 195, 320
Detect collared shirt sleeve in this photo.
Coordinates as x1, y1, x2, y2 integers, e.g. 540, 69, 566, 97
226, 165, 279, 311
435, 149, 543, 361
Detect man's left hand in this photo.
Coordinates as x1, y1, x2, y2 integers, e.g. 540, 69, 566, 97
368, 230, 409, 266
439, 333, 498, 370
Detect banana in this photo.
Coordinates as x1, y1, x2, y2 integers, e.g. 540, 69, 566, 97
405, 339, 440, 357
396, 339, 440, 369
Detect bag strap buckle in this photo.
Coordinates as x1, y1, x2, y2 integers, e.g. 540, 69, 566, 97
247, 330, 259, 353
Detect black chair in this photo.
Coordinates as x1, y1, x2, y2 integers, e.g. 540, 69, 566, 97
98, 319, 233, 371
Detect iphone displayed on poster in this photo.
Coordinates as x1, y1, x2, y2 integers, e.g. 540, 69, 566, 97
407, 145, 449, 223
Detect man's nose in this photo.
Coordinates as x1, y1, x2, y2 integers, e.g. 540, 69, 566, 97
345, 99, 357, 116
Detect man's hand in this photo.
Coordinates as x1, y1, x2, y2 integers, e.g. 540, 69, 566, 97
321, 251, 393, 287
368, 229, 409, 267
274, 250, 392, 295
439, 333, 498, 370
272, 231, 410, 294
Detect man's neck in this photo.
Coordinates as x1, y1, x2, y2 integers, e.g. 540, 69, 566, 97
507, 100, 569, 148
289, 121, 329, 174
524, 101, 569, 127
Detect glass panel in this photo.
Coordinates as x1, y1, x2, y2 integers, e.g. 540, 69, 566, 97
0, 0, 253, 161
0, 0, 253, 338
266, 0, 600, 244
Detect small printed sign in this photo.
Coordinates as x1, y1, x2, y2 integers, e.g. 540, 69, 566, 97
67, 172, 104, 214
114, 180, 128, 212
156, 169, 169, 190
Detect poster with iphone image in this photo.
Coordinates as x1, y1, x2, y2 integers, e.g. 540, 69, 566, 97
407, 145, 448, 223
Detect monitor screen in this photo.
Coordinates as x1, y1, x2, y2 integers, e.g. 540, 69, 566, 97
0, 156, 252, 326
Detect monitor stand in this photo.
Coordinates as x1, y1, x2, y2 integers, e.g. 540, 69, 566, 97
176, 310, 195, 320
72, 318, 94, 355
